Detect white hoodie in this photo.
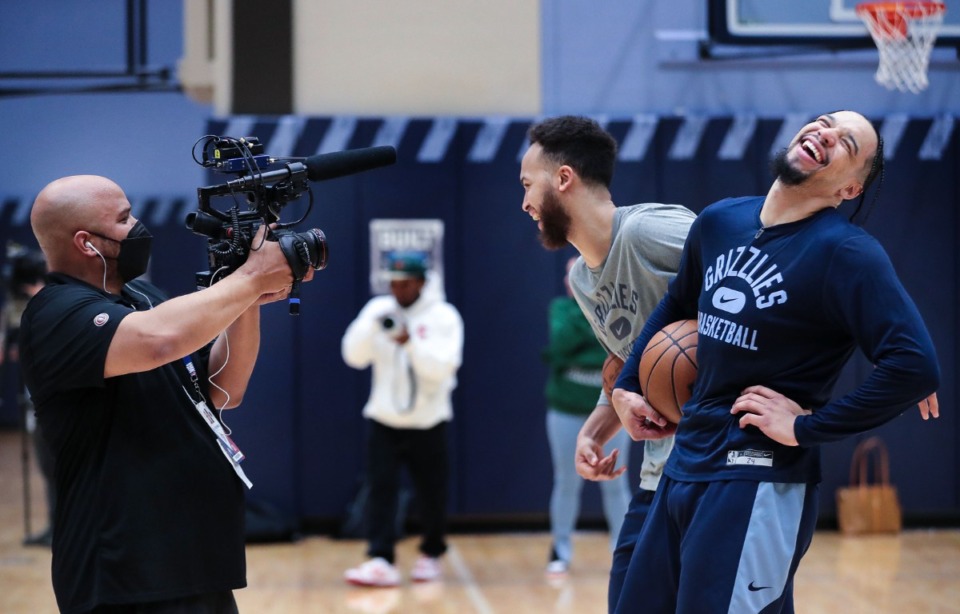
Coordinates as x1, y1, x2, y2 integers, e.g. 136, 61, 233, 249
341, 274, 464, 429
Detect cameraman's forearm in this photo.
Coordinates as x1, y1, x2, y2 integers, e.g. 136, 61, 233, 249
208, 305, 260, 409
105, 272, 263, 378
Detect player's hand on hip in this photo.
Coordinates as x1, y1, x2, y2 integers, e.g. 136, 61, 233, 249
575, 437, 627, 482
611, 389, 676, 441
731, 385, 810, 446
918, 392, 939, 420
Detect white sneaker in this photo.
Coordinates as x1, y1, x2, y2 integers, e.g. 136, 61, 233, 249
344, 557, 401, 587
545, 559, 569, 575
410, 556, 443, 582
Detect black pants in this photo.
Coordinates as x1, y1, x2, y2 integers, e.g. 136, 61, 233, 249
365, 420, 449, 563
89, 591, 238, 614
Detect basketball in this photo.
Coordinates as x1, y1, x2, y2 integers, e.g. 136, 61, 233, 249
601, 354, 625, 400
638, 320, 698, 423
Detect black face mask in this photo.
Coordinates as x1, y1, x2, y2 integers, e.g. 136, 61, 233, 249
89, 221, 153, 283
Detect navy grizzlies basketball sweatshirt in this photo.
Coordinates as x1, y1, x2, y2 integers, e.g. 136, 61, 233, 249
617, 196, 940, 484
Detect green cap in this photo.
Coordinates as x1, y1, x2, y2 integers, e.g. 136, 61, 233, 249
384, 250, 428, 279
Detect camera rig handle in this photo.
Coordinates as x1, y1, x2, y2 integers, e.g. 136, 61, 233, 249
275, 228, 327, 315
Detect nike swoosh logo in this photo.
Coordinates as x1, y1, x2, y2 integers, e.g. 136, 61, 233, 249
748, 581, 770, 591
711, 287, 746, 314
609, 317, 631, 340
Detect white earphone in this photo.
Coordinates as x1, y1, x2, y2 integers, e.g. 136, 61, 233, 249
85, 240, 109, 292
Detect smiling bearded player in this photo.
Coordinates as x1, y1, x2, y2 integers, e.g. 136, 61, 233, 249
609, 110, 941, 613
520, 116, 696, 610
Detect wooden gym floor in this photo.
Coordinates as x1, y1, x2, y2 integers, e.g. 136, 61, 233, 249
1, 429, 958, 614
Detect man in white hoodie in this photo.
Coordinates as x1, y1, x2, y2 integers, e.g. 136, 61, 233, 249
342, 251, 464, 587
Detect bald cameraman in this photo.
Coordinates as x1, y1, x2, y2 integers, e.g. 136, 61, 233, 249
19, 175, 313, 614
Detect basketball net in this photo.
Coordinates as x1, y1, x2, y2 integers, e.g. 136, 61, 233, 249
856, 2, 946, 93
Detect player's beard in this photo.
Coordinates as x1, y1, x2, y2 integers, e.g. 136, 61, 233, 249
770, 147, 811, 186
538, 187, 572, 250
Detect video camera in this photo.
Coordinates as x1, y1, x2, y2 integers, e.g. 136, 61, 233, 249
185, 135, 396, 313
380, 312, 407, 341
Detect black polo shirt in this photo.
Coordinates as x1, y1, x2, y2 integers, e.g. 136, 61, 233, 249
19, 273, 246, 614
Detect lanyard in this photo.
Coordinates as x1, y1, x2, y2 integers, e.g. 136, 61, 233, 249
182, 356, 252, 489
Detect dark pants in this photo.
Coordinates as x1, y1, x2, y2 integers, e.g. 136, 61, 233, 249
89, 591, 238, 614
608, 487, 654, 613
365, 420, 449, 563
613, 478, 816, 614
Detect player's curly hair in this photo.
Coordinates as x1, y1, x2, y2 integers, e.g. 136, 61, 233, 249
527, 116, 618, 189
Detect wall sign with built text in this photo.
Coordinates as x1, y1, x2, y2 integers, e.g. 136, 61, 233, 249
369, 219, 445, 295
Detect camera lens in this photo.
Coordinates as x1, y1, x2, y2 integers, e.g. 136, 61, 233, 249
184, 211, 226, 239
301, 228, 328, 270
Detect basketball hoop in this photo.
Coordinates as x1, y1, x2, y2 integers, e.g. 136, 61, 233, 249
856, 2, 946, 93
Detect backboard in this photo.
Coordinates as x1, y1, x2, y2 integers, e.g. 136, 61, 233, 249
708, 0, 959, 46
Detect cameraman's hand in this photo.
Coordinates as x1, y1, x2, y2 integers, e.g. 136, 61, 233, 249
256, 282, 307, 306
255, 264, 316, 305
238, 225, 311, 298
255, 267, 315, 306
